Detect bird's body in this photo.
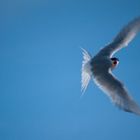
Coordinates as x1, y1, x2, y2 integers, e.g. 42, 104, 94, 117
81, 17, 140, 115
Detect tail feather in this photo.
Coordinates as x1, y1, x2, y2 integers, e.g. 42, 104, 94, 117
81, 48, 92, 95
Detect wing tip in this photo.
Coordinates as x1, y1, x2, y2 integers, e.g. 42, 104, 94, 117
114, 100, 140, 116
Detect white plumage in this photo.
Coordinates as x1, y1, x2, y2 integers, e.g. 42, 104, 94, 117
81, 48, 92, 94
81, 17, 140, 115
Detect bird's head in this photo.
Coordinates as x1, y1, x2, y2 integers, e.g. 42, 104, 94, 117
111, 57, 119, 69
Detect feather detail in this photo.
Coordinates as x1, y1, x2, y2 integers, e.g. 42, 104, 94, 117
81, 48, 92, 95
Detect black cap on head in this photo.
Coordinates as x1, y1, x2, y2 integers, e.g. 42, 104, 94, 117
111, 57, 119, 62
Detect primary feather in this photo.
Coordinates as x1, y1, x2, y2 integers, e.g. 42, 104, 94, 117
93, 70, 140, 115
99, 17, 140, 57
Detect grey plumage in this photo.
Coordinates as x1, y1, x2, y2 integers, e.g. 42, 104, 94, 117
81, 17, 140, 115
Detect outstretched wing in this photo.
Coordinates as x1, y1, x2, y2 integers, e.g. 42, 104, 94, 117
99, 17, 140, 57
93, 71, 140, 115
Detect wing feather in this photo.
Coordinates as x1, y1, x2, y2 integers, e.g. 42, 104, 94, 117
99, 17, 140, 57
93, 71, 140, 115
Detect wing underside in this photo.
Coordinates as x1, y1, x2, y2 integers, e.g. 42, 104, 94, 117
99, 17, 140, 57
93, 71, 140, 115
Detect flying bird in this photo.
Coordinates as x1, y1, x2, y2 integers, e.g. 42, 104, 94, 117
81, 17, 140, 115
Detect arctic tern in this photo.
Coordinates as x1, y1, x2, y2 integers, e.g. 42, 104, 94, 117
81, 17, 140, 115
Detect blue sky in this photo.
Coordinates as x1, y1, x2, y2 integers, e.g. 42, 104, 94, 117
1, 0, 140, 140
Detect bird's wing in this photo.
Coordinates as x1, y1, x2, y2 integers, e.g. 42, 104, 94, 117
99, 17, 140, 57
93, 71, 140, 115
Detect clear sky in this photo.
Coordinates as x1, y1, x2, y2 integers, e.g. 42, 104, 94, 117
1, 0, 140, 140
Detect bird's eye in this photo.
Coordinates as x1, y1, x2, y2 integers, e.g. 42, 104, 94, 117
113, 61, 117, 65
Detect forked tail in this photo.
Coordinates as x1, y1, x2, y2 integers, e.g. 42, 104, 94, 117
81, 48, 92, 95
